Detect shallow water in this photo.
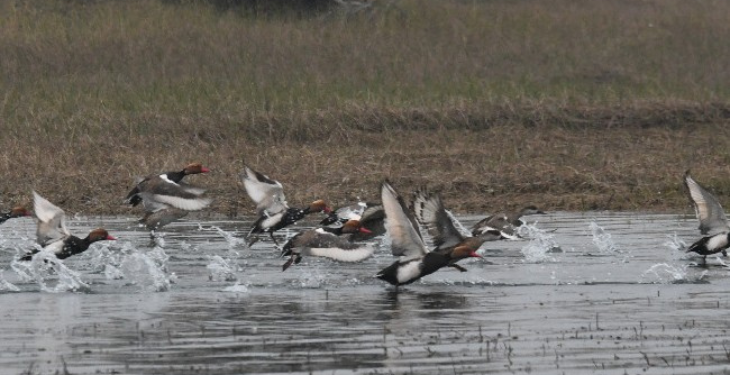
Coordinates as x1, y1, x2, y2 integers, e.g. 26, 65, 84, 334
1, 212, 730, 375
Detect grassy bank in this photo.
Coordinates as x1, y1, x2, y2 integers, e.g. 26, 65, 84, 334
1, 0, 730, 216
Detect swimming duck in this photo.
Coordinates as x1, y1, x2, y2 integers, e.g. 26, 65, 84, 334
321, 202, 385, 241
0, 206, 31, 225
281, 219, 375, 271
241, 165, 331, 246
20, 192, 116, 261
124, 163, 212, 232
470, 205, 545, 240
375, 182, 482, 289
683, 171, 730, 265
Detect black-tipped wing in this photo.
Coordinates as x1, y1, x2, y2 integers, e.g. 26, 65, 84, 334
684, 172, 729, 235
412, 189, 464, 250
381, 182, 427, 259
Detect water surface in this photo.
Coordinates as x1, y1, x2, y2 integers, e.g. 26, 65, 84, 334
1, 212, 728, 375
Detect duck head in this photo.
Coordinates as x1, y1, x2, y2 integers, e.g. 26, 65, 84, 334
341, 220, 373, 234
451, 244, 483, 260
10, 206, 31, 218
87, 228, 117, 243
308, 200, 332, 214
184, 163, 210, 175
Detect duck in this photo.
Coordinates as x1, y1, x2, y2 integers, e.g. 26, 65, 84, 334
20, 191, 116, 261
124, 163, 211, 233
0, 206, 31, 225
280, 219, 375, 271
470, 205, 545, 240
321, 201, 386, 241
683, 171, 730, 265
124, 163, 210, 206
241, 165, 331, 246
375, 182, 482, 289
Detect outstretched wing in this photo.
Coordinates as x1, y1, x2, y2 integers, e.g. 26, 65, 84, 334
684, 171, 729, 235
381, 182, 427, 259
240, 165, 288, 216
136, 177, 211, 212
33, 191, 71, 247
412, 188, 465, 250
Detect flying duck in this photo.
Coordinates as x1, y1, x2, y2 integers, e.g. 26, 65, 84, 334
20, 192, 116, 261
375, 182, 482, 290
684, 171, 730, 265
241, 165, 331, 246
281, 219, 375, 271
321, 201, 385, 241
124, 163, 212, 233
471, 205, 545, 240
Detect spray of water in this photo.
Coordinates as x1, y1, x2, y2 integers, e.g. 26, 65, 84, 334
0, 270, 19, 292
589, 221, 619, 254
203, 226, 244, 282
118, 246, 174, 292
641, 233, 705, 283
519, 223, 561, 263
11, 249, 90, 293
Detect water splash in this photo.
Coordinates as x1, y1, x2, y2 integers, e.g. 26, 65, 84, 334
207, 255, 238, 282
222, 282, 250, 293
640, 234, 700, 283
204, 226, 244, 282
0, 270, 19, 292
118, 247, 174, 292
11, 249, 89, 293
519, 223, 561, 263
589, 221, 619, 254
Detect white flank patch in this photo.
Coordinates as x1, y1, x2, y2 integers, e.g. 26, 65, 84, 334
152, 195, 211, 211
261, 212, 285, 229
707, 233, 729, 250
396, 260, 422, 284
308, 245, 375, 263
44, 240, 66, 255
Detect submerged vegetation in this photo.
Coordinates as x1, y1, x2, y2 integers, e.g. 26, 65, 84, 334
1, 0, 730, 215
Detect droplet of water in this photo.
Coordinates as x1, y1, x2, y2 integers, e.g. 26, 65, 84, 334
519, 223, 560, 263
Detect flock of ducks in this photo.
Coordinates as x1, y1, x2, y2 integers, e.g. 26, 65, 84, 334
1, 164, 728, 289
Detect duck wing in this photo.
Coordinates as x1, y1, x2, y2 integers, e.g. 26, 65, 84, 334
32, 191, 71, 247
684, 171, 729, 235
137, 177, 211, 212
240, 165, 288, 216
381, 182, 427, 260
412, 188, 464, 250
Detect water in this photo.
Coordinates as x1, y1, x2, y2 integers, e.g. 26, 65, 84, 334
1, 212, 729, 374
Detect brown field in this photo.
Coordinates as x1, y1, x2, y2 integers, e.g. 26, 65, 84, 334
1, 0, 730, 217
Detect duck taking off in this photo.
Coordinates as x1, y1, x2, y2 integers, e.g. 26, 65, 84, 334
20, 192, 116, 261
241, 165, 331, 247
320, 201, 386, 241
280, 219, 375, 271
684, 171, 730, 265
375, 182, 482, 290
124, 163, 212, 233
470, 205, 545, 240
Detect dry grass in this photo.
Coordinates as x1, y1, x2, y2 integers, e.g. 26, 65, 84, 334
1, 0, 730, 216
